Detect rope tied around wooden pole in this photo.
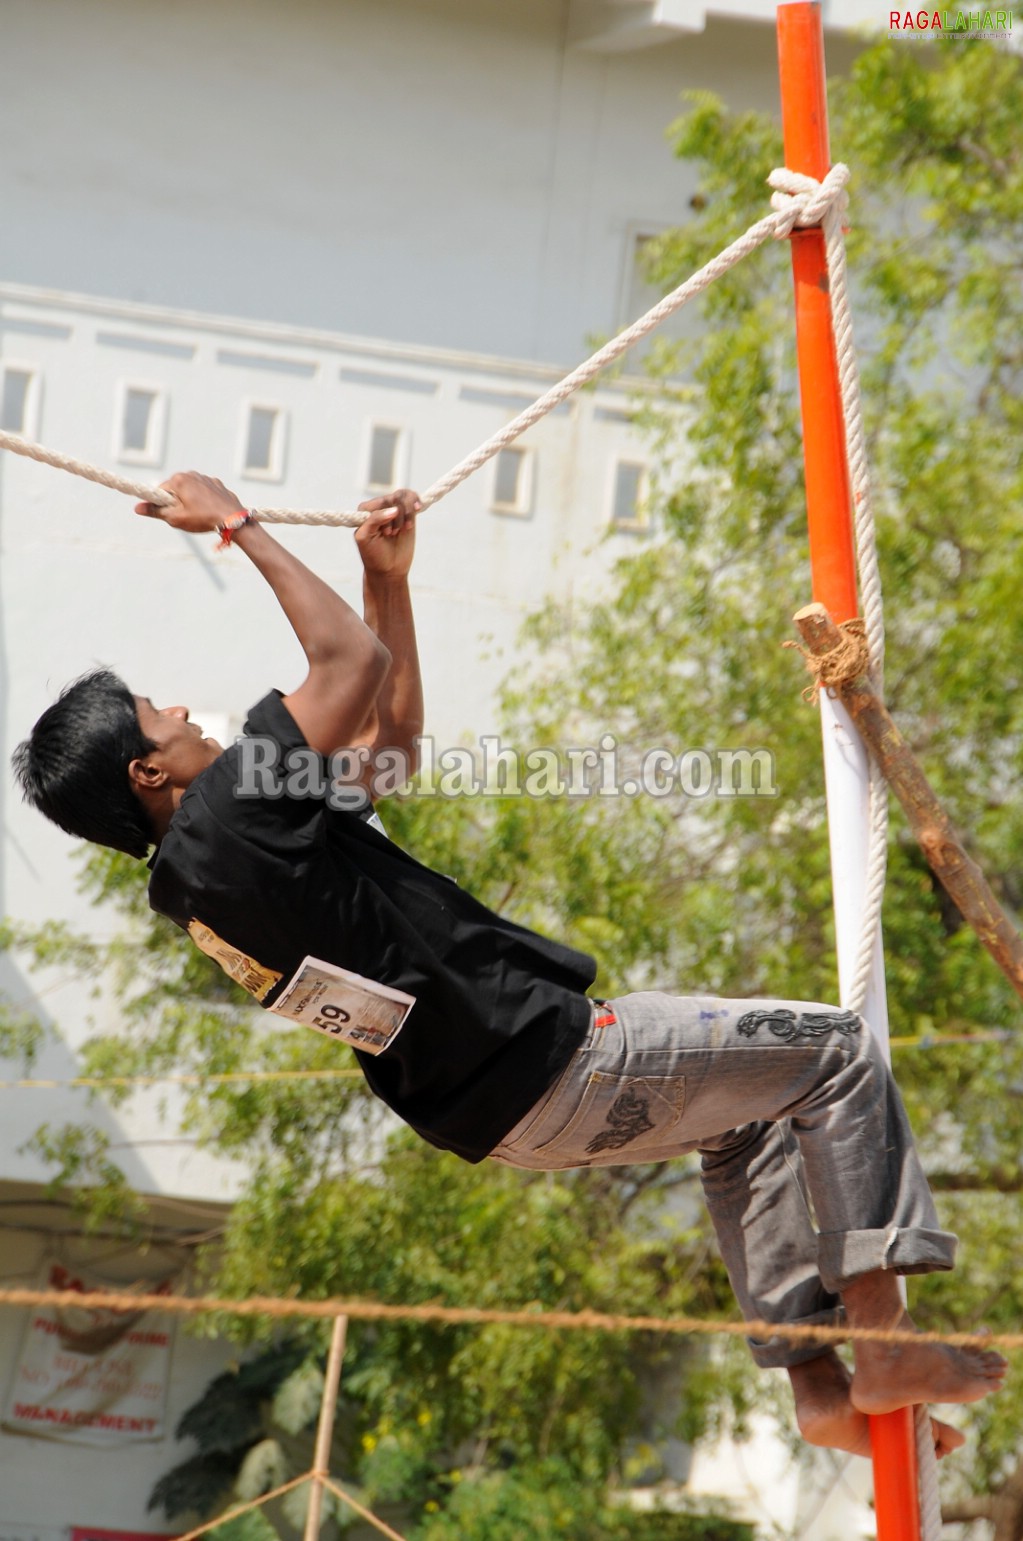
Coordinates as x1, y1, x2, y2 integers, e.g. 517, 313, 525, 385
791, 601, 1023, 1006
783, 616, 871, 703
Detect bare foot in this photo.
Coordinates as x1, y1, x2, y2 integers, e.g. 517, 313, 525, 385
842, 1273, 1006, 1416
790, 1350, 965, 1460
850, 1317, 1007, 1414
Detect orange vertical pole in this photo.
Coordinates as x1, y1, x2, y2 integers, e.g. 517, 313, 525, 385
871, 1410, 926, 1541
776, 2, 856, 623
775, 7, 922, 1539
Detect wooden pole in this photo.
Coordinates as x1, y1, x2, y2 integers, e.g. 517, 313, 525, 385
775, 6, 921, 1534
794, 603, 1023, 1001
303, 1314, 348, 1541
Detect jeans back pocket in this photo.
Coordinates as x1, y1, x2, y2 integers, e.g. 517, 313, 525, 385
534, 1066, 687, 1164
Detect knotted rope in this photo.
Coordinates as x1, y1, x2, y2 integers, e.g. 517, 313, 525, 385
0, 168, 851, 527
786, 616, 871, 703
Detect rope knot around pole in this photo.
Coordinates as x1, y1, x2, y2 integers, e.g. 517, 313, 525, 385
783, 616, 871, 705
767, 163, 850, 238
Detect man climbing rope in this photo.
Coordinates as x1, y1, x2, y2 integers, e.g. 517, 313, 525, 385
14, 471, 1006, 1459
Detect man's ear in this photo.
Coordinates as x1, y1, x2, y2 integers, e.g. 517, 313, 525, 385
128, 756, 169, 797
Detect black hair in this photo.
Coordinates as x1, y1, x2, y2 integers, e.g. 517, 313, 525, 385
12, 669, 157, 859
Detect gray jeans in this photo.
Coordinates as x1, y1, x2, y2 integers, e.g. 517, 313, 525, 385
490, 991, 956, 1368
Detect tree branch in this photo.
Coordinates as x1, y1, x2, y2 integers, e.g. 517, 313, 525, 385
928, 1167, 1023, 1194
941, 1495, 994, 1524
792, 603, 1023, 1003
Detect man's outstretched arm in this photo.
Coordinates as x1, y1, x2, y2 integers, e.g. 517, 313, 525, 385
355, 490, 425, 781
136, 472, 392, 755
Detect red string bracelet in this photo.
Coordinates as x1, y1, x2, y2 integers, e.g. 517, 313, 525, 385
216, 510, 256, 550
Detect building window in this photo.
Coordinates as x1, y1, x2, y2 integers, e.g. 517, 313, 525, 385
365, 423, 407, 490
115, 382, 166, 466
123, 389, 155, 452
241, 402, 286, 481
0, 364, 40, 437
491, 446, 533, 517
610, 460, 649, 530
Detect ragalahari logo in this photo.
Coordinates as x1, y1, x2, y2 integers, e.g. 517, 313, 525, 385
889, 8, 1013, 35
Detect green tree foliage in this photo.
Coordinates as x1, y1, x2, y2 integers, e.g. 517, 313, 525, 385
5, 34, 1023, 1537
150, 1341, 306, 1518
412, 1461, 752, 1541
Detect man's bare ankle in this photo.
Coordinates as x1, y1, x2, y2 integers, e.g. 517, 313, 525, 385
841, 1270, 906, 1329
789, 1349, 847, 1392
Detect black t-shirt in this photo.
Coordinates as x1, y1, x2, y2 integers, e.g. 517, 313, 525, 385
148, 692, 596, 1161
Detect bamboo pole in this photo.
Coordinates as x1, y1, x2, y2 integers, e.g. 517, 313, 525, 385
794, 602, 1023, 1001
303, 1315, 349, 1541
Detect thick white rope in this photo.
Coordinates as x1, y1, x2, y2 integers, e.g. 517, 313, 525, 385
0, 430, 180, 505
914, 1403, 944, 1541
0, 170, 851, 528
769, 167, 889, 1022
773, 171, 940, 1541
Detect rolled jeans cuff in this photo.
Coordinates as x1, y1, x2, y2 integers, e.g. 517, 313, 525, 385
746, 1306, 846, 1370
818, 1226, 958, 1296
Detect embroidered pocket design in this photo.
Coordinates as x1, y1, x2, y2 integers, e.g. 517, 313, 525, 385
736, 1008, 860, 1043
533, 1069, 687, 1162
584, 1085, 656, 1154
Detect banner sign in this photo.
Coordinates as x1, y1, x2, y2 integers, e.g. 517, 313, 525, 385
71, 1529, 176, 1541
3, 1263, 176, 1445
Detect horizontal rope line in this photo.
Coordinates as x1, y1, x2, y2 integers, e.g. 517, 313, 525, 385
0, 1031, 1000, 1093
1, 1286, 1018, 1352
0, 1068, 363, 1091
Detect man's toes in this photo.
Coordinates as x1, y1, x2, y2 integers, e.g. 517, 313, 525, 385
933, 1418, 965, 1459
970, 1331, 1008, 1375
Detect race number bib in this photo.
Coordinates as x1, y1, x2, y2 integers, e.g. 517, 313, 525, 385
188, 920, 282, 1003
269, 956, 414, 1056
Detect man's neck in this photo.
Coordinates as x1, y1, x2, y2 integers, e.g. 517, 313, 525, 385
142, 787, 185, 847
